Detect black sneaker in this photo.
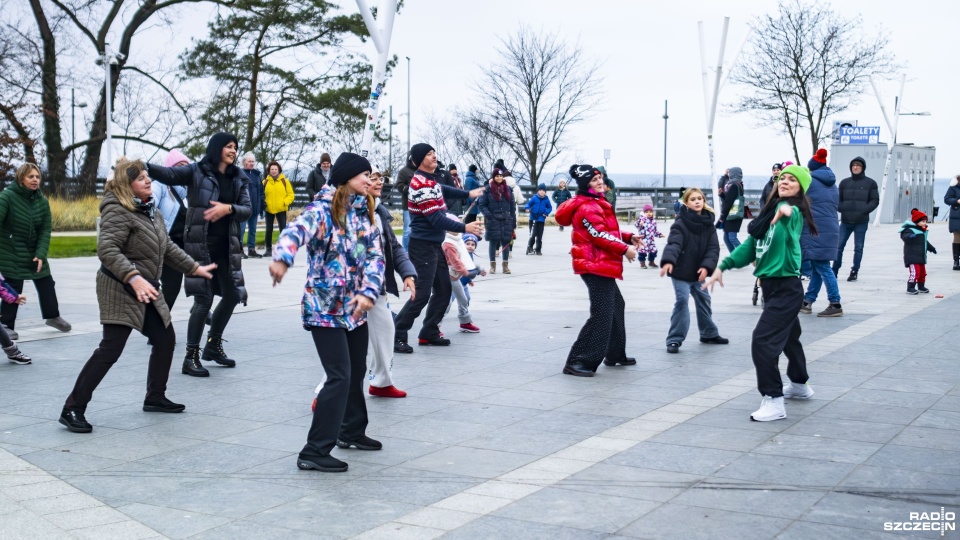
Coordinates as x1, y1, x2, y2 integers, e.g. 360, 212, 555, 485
59, 409, 92, 433
336, 435, 383, 451
602, 357, 637, 366
799, 301, 813, 314
418, 337, 451, 346
699, 336, 729, 344
297, 454, 348, 472
241, 252, 249, 259
847, 270, 858, 282
394, 340, 413, 354
666, 342, 680, 354
917, 285, 930, 294
143, 397, 186, 413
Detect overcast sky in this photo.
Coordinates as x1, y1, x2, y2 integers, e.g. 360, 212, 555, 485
371, 0, 957, 179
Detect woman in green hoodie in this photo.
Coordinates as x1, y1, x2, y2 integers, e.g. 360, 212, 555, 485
703, 165, 818, 422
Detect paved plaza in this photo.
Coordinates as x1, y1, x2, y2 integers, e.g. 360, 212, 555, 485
1, 222, 959, 539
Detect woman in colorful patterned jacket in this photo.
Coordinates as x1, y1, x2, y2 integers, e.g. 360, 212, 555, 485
269, 152, 385, 473
555, 164, 639, 377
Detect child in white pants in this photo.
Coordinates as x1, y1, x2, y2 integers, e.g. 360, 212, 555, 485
443, 223, 481, 333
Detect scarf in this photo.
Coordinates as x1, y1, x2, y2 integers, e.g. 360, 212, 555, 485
133, 196, 156, 218
679, 205, 714, 230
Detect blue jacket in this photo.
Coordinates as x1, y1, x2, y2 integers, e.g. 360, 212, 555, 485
801, 166, 839, 261
242, 168, 266, 217
152, 183, 187, 234
525, 194, 553, 222
464, 171, 482, 215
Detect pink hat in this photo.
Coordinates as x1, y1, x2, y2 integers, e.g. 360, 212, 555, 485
163, 149, 190, 167
643, 204, 653, 212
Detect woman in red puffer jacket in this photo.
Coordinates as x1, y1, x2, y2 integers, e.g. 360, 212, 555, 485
555, 164, 639, 377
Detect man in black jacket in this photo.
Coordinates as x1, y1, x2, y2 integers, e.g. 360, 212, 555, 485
305, 153, 331, 202
832, 157, 879, 281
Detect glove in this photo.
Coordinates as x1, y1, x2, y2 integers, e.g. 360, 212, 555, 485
931, 247, 937, 254
716, 220, 724, 230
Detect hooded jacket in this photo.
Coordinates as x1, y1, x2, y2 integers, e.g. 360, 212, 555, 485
555, 193, 634, 279
273, 184, 384, 330
552, 185, 573, 206
146, 143, 251, 303
95, 191, 198, 330
464, 170, 482, 215
525, 193, 553, 222
719, 167, 744, 233
263, 173, 295, 214
374, 203, 416, 297
837, 157, 879, 224
242, 168, 265, 217
801, 164, 839, 261
306, 164, 328, 202
478, 180, 516, 245
943, 178, 960, 233
900, 220, 936, 266
0, 183, 52, 280
660, 206, 720, 283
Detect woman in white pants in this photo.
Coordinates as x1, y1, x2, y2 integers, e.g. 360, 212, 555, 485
311, 168, 416, 405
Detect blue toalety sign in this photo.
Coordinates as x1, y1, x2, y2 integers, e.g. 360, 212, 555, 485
838, 126, 881, 144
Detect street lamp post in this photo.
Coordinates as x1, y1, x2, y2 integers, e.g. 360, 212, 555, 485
662, 100, 669, 188
388, 105, 399, 175
603, 149, 610, 170
70, 89, 87, 178
893, 96, 931, 144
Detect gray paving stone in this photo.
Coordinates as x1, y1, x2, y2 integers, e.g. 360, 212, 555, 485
440, 515, 608, 540
493, 486, 659, 533
752, 433, 883, 464
553, 396, 662, 419
459, 426, 587, 457
507, 410, 626, 438
687, 406, 800, 433
930, 395, 960, 413
777, 520, 916, 540
420, 402, 543, 427
55, 430, 202, 462
334, 467, 481, 506
63, 474, 207, 506
713, 453, 857, 488
911, 409, 960, 430
0, 511, 71, 538
44, 504, 129, 530
188, 520, 334, 540
19, 449, 123, 476
372, 417, 496, 445
126, 441, 291, 474
470, 388, 584, 411
616, 503, 791, 539
864, 444, 960, 476
403, 445, 538, 479
0, 420, 123, 450
558, 463, 703, 503
837, 465, 960, 505
215, 423, 307, 453
837, 388, 944, 409
888, 425, 960, 452
248, 492, 418, 537
117, 502, 232, 539
18, 491, 104, 515
813, 401, 926, 425
784, 416, 905, 444
800, 491, 945, 536
649, 423, 774, 452
129, 414, 271, 441
141, 477, 314, 519
365, 396, 461, 417
606, 441, 742, 476
669, 481, 827, 519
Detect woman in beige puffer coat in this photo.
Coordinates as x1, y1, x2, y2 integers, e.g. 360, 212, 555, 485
59, 158, 216, 434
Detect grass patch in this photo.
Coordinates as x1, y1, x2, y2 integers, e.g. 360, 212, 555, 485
48, 236, 98, 258
49, 196, 100, 231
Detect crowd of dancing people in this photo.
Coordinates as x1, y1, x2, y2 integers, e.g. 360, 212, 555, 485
2, 134, 957, 472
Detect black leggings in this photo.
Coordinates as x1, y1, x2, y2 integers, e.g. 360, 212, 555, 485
186, 258, 238, 346
265, 212, 287, 250
64, 305, 177, 411
528, 222, 545, 253
160, 264, 184, 310
0, 275, 61, 329
752, 277, 809, 397
566, 274, 627, 370
300, 325, 369, 458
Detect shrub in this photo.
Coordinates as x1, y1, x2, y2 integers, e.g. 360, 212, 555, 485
48, 196, 100, 231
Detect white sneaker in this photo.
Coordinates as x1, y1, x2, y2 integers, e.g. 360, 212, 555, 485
783, 382, 814, 400
750, 395, 786, 422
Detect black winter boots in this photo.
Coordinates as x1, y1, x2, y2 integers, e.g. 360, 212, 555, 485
202, 335, 236, 367
953, 243, 960, 270
182, 346, 209, 377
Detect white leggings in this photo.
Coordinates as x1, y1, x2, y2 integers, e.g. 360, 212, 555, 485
314, 293, 396, 393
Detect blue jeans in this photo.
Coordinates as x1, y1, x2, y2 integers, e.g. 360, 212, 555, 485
833, 222, 868, 273
804, 259, 841, 304
402, 210, 411, 251
722, 231, 741, 253
237, 214, 259, 249
800, 259, 812, 278
667, 278, 719, 345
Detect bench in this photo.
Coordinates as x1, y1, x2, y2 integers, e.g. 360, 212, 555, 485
618, 196, 669, 223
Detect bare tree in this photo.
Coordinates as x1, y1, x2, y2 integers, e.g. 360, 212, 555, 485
730, 0, 897, 162
469, 26, 600, 185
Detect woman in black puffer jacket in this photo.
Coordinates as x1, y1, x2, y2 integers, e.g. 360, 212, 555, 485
147, 133, 251, 377
659, 188, 727, 353
943, 174, 960, 270
479, 168, 516, 274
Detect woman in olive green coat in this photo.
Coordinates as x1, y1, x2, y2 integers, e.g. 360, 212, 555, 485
60, 158, 216, 433
0, 164, 71, 339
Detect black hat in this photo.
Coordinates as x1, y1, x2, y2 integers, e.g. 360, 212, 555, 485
410, 143, 435, 167
448, 163, 457, 171
204, 132, 238, 169
468, 164, 478, 173
329, 152, 372, 187
569, 164, 598, 194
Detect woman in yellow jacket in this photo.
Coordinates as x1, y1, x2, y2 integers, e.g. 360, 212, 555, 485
263, 161, 295, 255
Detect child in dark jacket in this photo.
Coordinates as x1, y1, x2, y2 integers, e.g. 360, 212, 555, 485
525, 184, 553, 255
900, 208, 937, 294
634, 204, 664, 268
0, 272, 31, 364
659, 188, 727, 353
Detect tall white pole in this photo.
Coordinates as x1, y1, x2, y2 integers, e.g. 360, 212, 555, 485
104, 44, 113, 173
871, 74, 906, 227
356, 0, 397, 158
701, 17, 730, 211
697, 22, 710, 121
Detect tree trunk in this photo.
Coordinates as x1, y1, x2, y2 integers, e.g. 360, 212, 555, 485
29, 0, 67, 197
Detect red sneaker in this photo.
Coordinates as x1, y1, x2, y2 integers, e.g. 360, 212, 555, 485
311, 397, 317, 412
459, 323, 480, 333
369, 385, 407, 398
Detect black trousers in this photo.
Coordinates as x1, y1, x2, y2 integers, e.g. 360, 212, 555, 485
464, 213, 477, 224
160, 264, 184, 311
187, 257, 238, 346
567, 274, 627, 370
301, 325, 369, 458
0, 275, 61, 329
265, 211, 287, 250
64, 305, 177, 411
752, 277, 809, 397
528, 221, 545, 253
394, 239, 450, 342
